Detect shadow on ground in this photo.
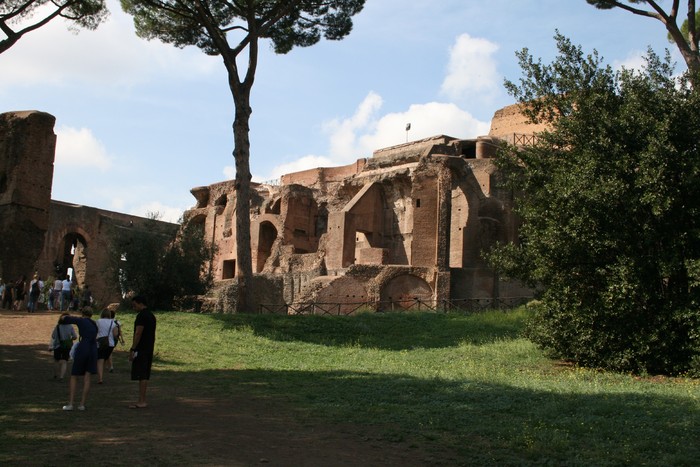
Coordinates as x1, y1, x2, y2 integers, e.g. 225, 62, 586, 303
2, 341, 698, 466
209, 311, 526, 350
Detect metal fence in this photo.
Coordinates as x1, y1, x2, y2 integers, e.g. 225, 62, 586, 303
502, 133, 538, 147
258, 296, 532, 315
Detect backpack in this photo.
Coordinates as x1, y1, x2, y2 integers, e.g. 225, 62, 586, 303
30, 281, 40, 296
56, 326, 72, 350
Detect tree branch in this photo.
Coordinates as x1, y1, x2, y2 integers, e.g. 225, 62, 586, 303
0, 0, 74, 54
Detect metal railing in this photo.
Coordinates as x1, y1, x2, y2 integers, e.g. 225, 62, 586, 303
259, 296, 532, 315
502, 133, 538, 147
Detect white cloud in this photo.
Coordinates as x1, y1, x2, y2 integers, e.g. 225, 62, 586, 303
440, 33, 501, 104
55, 125, 112, 170
129, 201, 184, 224
323, 91, 383, 160
265, 93, 490, 180
613, 50, 647, 72
269, 155, 334, 179
110, 197, 126, 212
223, 166, 236, 180
359, 102, 490, 153
0, 0, 216, 89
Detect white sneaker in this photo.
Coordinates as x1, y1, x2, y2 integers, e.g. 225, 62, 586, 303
62, 405, 73, 411
78, 405, 86, 411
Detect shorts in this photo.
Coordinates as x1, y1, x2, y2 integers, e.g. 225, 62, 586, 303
53, 348, 70, 361
71, 343, 97, 376
131, 351, 153, 381
97, 345, 115, 360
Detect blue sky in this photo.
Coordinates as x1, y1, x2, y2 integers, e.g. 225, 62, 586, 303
0, 0, 685, 222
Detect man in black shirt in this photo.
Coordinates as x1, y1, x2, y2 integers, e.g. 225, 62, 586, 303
128, 295, 156, 409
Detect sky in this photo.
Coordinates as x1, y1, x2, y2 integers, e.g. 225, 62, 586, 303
0, 0, 686, 223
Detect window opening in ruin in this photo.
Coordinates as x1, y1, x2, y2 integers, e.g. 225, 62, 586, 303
215, 194, 228, 207
60, 233, 87, 290
416, 199, 421, 208
257, 222, 277, 272
222, 259, 236, 279
268, 198, 281, 215
461, 141, 477, 159
315, 204, 328, 237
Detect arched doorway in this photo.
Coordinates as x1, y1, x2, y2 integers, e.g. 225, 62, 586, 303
379, 274, 433, 311
256, 221, 278, 272
58, 233, 88, 288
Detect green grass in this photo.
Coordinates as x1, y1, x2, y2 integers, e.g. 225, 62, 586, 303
133, 308, 699, 466
1, 308, 697, 465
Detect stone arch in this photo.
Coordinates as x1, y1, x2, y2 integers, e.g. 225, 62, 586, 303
478, 198, 506, 255
257, 220, 278, 273
252, 214, 281, 273
56, 229, 91, 289
379, 273, 433, 310
449, 184, 469, 268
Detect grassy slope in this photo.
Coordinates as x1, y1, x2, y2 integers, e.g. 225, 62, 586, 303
138, 308, 700, 466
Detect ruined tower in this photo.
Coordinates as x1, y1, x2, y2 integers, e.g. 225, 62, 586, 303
0, 111, 56, 283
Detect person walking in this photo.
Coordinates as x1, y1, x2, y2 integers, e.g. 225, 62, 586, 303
27, 274, 43, 313
49, 312, 77, 381
13, 275, 26, 311
128, 295, 156, 409
1, 280, 12, 309
60, 277, 72, 312
80, 285, 93, 308
95, 309, 119, 384
59, 308, 98, 411
53, 277, 63, 311
105, 309, 124, 373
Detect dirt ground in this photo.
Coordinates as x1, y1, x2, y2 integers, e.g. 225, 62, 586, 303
0, 310, 449, 466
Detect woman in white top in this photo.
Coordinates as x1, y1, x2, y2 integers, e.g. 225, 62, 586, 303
49, 312, 77, 381
95, 309, 119, 384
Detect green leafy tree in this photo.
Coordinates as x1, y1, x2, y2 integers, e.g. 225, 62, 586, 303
586, 1, 699, 73
120, 0, 365, 312
489, 33, 700, 375
0, 0, 108, 54
107, 218, 214, 310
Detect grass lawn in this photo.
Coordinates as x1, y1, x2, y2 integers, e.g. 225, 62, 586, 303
1, 307, 698, 465
149, 308, 699, 465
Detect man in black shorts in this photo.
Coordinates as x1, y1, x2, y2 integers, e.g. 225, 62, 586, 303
128, 295, 156, 409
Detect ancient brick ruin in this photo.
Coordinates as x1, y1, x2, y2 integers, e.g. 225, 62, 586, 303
185, 103, 544, 313
0, 111, 178, 307
1, 104, 541, 313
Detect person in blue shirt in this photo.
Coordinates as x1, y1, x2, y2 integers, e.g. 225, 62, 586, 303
59, 307, 98, 411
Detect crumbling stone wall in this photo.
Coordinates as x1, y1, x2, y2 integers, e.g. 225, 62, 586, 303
1, 110, 178, 307
0, 111, 56, 283
184, 104, 538, 313
35, 201, 178, 306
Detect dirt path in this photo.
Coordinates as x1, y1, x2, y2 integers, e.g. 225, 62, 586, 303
0, 310, 446, 466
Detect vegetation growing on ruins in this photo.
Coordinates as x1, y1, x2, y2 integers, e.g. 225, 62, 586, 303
120, 0, 366, 312
106, 216, 214, 309
489, 34, 700, 375
0, 1, 108, 55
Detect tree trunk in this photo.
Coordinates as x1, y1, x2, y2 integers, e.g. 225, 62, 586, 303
232, 86, 254, 313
